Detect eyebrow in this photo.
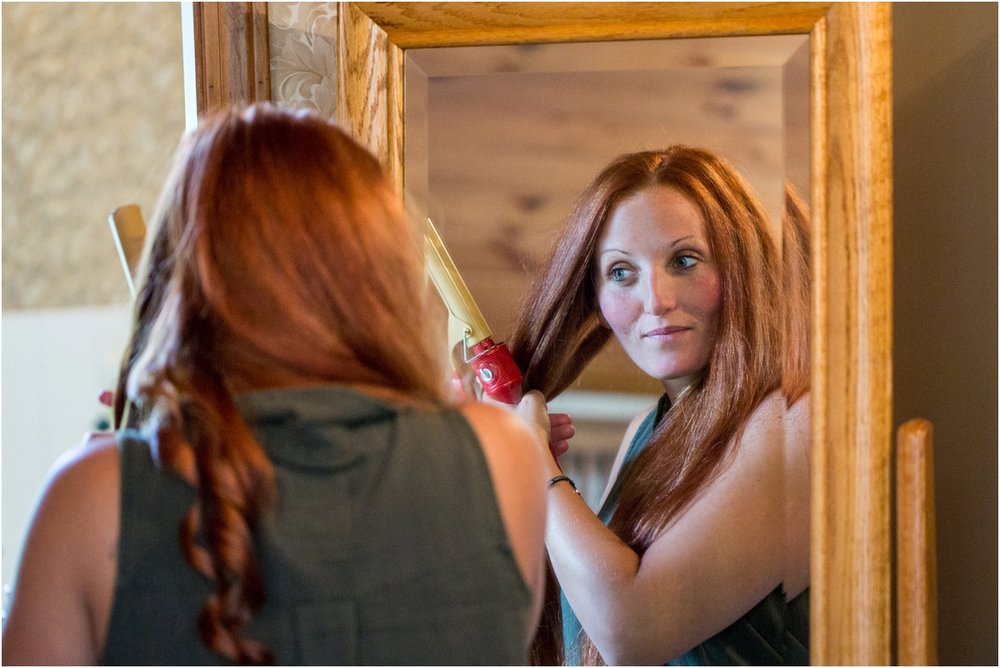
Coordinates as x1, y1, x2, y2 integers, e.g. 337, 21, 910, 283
599, 234, 698, 256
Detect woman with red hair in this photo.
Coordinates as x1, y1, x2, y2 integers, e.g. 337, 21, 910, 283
509, 147, 810, 665
3, 104, 550, 665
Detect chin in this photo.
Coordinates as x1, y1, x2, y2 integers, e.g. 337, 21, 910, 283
643, 362, 704, 388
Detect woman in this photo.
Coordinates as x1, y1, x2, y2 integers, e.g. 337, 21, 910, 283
508, 146, 809, 665
779, 182, 813, 655
2, 104, 550, 665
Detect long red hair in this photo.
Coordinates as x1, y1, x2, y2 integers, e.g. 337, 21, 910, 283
509, 147, 783, 664
782, 182, 811, 405
117, 104, 449, 662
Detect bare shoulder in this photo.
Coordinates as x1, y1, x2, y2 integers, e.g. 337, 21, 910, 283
460, 401, 538, 444
40, 431, 121, 568
1, 432, 120, 664
457, 401, 548, 500
745, 390, 786, 430
729, 390, 786, 458
783, 392, 810, 453
47, 431, 120, 504
784, 393, 812, 595
457, 402, 547, 610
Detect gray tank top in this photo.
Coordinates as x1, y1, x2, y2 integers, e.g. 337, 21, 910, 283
101, 385, 532, 665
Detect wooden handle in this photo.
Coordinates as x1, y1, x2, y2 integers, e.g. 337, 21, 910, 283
108, 204, 147, 297
896, 418, 938, 665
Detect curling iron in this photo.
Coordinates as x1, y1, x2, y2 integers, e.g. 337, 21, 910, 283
107, 207, 524, 404
424, 218, 523, 405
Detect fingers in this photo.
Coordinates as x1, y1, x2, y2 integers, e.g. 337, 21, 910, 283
549, 439, 571, 459
549, 413, 575, 442
514, 391, 550, 436
486, 390, 577, 461
519, 395, 576, 461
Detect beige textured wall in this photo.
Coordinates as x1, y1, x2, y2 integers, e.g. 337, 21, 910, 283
2, 2, 185, 310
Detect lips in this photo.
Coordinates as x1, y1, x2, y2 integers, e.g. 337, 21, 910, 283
642, 325, 690, 338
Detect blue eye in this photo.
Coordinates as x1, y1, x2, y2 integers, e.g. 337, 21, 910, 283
674, 255, 698, 269
608, 266, 633, 283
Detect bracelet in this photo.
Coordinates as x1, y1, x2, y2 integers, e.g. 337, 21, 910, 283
548, 474, 581, 495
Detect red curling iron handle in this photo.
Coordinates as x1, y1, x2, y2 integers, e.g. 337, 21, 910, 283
467, 337, 523, 405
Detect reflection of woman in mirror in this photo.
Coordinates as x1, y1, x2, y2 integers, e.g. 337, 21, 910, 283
2, 104, 550, 665
780, 182, 812, 652
508, 146, 809, 665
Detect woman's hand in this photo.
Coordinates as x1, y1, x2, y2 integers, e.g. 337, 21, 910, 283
548, 411, 575, 458
507, 390, 549, 442
494, 390, 575, 465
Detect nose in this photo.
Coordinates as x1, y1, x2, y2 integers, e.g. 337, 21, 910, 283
643, 268, 677, 315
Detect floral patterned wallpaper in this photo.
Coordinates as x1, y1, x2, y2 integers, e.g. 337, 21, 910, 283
268, 2, 338, 118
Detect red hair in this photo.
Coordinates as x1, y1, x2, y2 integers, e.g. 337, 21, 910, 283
509, 147, 782, 664
118, 104, 449, 662
782, 182, 811, 405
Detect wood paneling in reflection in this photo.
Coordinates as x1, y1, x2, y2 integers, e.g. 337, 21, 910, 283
411, 38, 792, 395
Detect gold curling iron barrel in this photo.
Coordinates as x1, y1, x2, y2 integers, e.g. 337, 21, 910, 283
424, 219, 523, 405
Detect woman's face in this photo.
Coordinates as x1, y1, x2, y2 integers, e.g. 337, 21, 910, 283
595, 186, 723, 399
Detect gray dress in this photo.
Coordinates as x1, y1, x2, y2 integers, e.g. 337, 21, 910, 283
562, 394, 809, 665
101, 385, 533, 665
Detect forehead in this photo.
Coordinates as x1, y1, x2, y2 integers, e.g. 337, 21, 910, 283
599, 186, 707, 247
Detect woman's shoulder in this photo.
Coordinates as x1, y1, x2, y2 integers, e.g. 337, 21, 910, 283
48, 431, 121, 495
784, 392, 810, 444
458, 401, 542, 452
456, 401, 547, 607
735, 390, 786, 446
39, 432, 121, 558
742, 389, 811, 464
457, 402, 548, 492
3, 432, 121, 664
751, 389, 786, 420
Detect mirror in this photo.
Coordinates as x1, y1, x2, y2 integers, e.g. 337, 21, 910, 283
337, 2, 893, 663
403, 35, 808, 505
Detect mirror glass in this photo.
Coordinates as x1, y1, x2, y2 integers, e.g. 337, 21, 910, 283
404, 35, 809, 504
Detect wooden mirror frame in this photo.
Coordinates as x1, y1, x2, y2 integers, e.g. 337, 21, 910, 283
203, 2, 892, 663
336, 4, 892, 663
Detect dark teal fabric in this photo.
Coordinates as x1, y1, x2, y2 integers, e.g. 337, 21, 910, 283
101, 385, 532, 665
561, 393, 810, 665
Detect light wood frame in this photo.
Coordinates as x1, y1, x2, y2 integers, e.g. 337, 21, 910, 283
335, 3, 892, 664
192, 2, 271, 115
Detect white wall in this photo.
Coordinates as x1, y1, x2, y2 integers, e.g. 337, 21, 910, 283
2, 306, 132, 591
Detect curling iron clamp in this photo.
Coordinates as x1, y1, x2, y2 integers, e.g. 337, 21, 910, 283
424, 218, 523, 405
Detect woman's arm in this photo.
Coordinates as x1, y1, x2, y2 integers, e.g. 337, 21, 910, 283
783, 391, 811, 598
2, 433, 119, 665
460, 397, 549, 629
544, 392, 789, 665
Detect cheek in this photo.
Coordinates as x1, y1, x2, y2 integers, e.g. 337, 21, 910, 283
597, 291, 636, 335
695, 274, 725, 336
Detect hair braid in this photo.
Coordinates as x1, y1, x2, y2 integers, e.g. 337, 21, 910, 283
148, 362, 276, 664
